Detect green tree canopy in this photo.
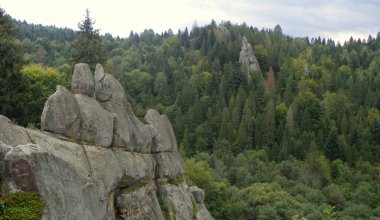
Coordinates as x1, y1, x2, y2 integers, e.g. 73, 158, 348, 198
0, 7, 30, 123
71, 9, 107, 70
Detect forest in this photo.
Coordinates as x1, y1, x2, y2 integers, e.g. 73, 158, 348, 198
1, 8, 379, 219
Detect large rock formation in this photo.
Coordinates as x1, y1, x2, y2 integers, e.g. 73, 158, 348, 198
239, 36, 261, 81
0, 63, 214, 220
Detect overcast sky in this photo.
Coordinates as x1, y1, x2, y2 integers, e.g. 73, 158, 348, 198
1, 0, 379, 43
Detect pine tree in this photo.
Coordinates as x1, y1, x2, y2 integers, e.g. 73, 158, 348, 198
0, 8, 30, 124
71, 9, 107, 70
324, 121, 343, 161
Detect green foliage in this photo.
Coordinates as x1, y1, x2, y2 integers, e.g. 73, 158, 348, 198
20, 64, 67, 126
242, 183, 304, 219
322, 206, 338, 220
169, 177, 184, 185
254, 44, 269, 72
0, 8, 30, 124
0, 192, 45, 220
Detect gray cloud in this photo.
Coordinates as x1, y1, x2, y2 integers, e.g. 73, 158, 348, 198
1, 0, 379, 42
210, 0, 380, 42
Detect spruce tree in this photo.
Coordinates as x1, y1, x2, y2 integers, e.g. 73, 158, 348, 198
71, 9, 107, 70
0, 8, 29, 123
324, 121, 343, 161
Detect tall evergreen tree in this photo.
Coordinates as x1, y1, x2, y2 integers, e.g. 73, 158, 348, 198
324, 121, 343, 161
71, 9, 107, 70
0, 8, 30, 123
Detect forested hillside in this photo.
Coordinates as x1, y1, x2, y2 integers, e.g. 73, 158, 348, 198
3, 14, 380, 219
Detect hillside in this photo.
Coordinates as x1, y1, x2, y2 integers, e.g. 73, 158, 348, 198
2, 16, 380, 219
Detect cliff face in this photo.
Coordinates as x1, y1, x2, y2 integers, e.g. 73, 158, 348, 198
239, 36, 261, 81
0, 63, 214, 220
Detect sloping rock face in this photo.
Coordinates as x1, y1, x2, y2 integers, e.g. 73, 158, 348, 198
239, 36, 261, 81
0, 63, 214, 220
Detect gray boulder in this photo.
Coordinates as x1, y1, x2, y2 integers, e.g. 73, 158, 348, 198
71, 63, 95, 97
114, 150, 156, 187
94, 64, 112, 102
82, 145, 123, 197
144, 109, 178, 152
0, 115, 30, 147
97, 73, 126, 100
196, 204, 215, 220
30, 130, 121, 220
3, 130, 101, 220
94, 63, 105, 82
41, 85, 80, 139
116, 182, 164, 220
189, 186, 205, 204
103, 99, 152, 153
0, 115, 30, 186
154, 152, 184, 180
75, 94, 114, 147
101, 74, 152, 153
158, 183, 195, 220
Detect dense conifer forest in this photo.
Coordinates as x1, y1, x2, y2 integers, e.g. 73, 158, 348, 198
1, 9, 379, 219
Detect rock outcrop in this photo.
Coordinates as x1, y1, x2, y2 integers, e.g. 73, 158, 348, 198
0, 63, 214, 220
239, 36, 261, 81
71, 63, 95, 97
41, 85, 80, 139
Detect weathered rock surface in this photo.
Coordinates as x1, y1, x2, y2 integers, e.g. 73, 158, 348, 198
145, 109, 178, 152
94, 64, 112, 102
0, 116, 30, 187
0, 115, 30, 147
154, 152, 185, 180
196, 204, 214, 220
82, 145, 123, 197
102, 99, 153, 153
114, 150, 155, 187
75, 94, 114, 148
158, 183, 195, 220
189, 186, 205, 204
116, 182, 164, 220
3, 130, 108, 220
100, 74, 152, 153
71, 63, 95, 97
41, 85, 80, 139
0, 63, 214, 220
239, 36, 261, 80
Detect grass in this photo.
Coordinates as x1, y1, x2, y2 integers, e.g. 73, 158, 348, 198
169, 176, 184, 185
0, 192, 45, 220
